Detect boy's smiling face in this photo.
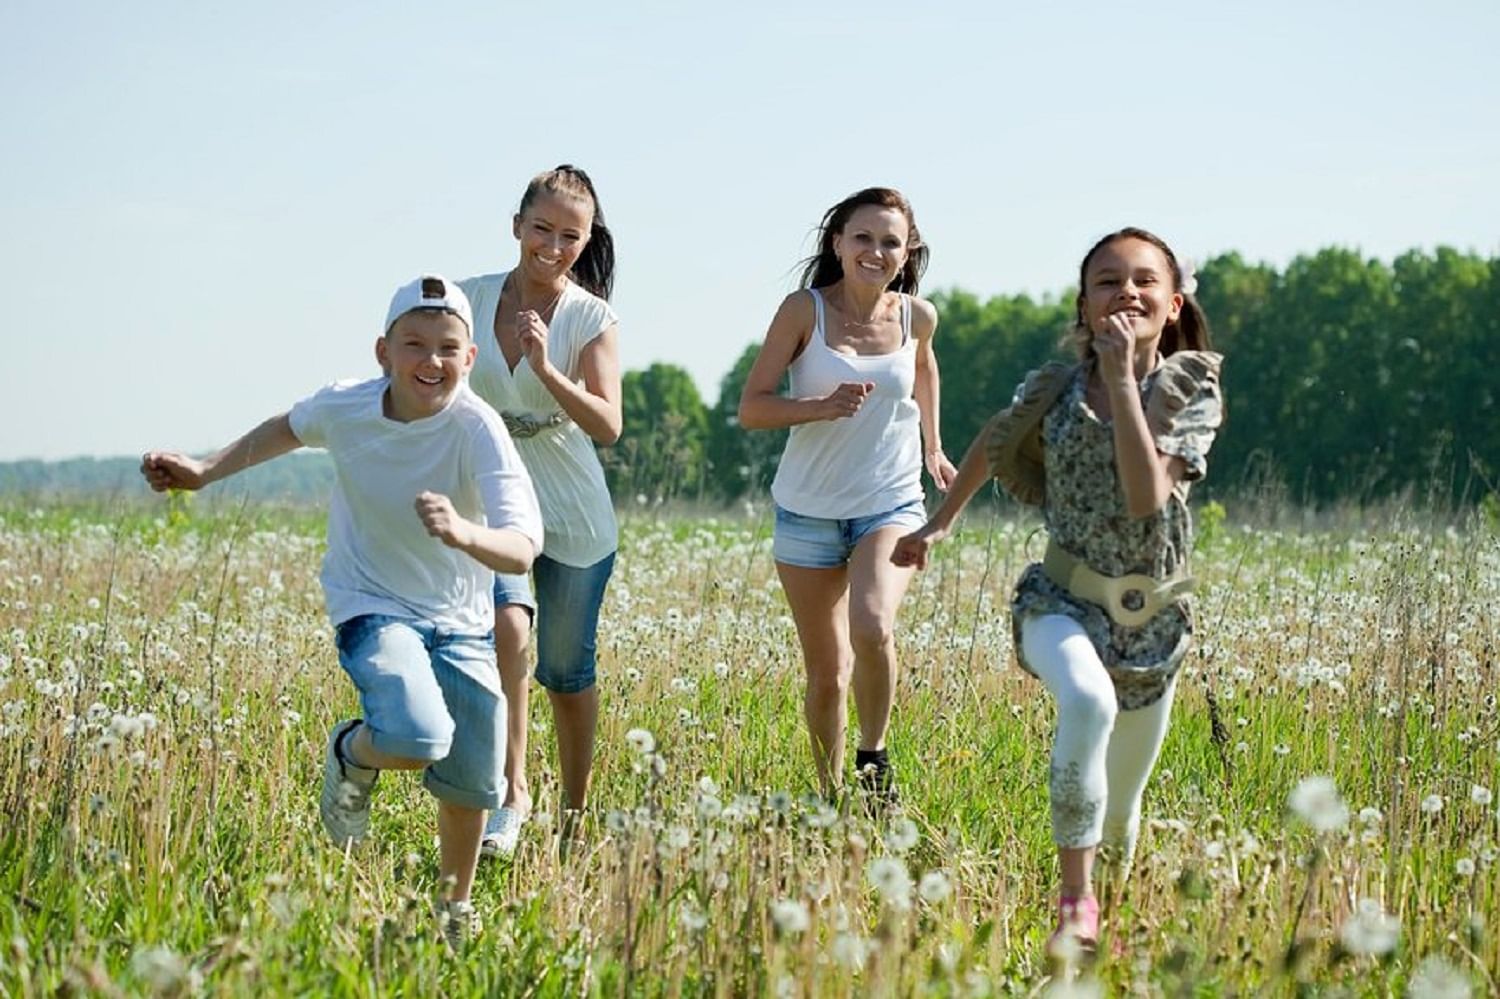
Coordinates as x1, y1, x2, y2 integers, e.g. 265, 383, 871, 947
375, 310, 476, 422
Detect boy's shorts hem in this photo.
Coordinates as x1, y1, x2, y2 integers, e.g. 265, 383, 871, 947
424, 769, 505, 811
773, 499, 927, 569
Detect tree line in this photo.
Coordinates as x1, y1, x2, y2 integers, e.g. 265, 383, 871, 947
606, 246, 1500, 507
4, 246, 1494, 508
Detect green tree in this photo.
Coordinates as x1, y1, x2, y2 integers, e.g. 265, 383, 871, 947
604, 363, 710, 501
706, 343, 787, 500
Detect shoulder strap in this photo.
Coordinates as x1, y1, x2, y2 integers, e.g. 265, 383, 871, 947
808, 288, 826, 344
899, 294, 911, 345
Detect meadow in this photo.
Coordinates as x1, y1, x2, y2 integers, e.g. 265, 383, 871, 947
0, 497, 1495, 996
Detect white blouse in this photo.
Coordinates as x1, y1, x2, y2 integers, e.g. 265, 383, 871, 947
460, 271, 619, 568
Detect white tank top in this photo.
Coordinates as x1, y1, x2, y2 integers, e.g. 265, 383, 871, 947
770, 288, 924, 519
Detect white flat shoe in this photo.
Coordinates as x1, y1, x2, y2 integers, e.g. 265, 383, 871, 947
480, 805, 527, 859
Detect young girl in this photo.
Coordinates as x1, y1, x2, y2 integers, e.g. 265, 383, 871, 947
739, 187, 957, 801
893, 228, 1223, 952
458, 166, 621, 856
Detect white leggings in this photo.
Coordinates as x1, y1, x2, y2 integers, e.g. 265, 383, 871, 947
1021, 615, 1177, 859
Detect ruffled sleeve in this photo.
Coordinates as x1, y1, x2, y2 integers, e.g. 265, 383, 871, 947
1145, 350, 1223, 482
983, 361, 1075, 506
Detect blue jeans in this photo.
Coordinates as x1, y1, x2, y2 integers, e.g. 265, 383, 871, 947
493, 551, 616, 694
772, 499, 927, 569
334, 614, 505, 810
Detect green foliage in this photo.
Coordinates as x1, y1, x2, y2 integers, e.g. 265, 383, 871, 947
604, 362, 712, 501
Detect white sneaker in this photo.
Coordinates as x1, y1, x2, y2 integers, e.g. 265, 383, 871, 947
480, 805, 526, 859
320, 719, 377, 847
439, 899, 481, 948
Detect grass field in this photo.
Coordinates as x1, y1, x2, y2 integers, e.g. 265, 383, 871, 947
1, 498, 1496, 996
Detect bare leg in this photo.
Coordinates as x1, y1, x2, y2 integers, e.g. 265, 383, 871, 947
548, 687, 599, 811
344, 724, 428, 771
844, 527, 916, 754
437, 802, 485, 901
776, 562, 852, 797
494, 605, 533, 816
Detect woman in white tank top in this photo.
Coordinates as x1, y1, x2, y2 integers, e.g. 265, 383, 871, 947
739, 188, 957, 801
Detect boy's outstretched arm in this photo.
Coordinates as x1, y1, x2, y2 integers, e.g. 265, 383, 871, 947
890, 426, 994, 570
414, 492, 537, 575
140, 413, 301, 492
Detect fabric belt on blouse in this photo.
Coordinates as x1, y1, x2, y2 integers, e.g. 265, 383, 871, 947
502, 411, 571, 439
1042, 540, 1193, 628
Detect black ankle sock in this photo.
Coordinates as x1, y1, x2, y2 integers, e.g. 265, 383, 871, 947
336, 721, 367, 771
854, 748, 890, 773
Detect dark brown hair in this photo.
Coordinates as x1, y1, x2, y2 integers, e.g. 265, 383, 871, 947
1069, 227, 1213, 360
798, 187, 928, 293
518, 164, 615, 300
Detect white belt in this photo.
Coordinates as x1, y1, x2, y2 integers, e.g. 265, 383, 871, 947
1042, 541, 1192, 628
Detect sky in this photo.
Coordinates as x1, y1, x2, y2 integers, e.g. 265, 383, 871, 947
1, 0, 1497, 461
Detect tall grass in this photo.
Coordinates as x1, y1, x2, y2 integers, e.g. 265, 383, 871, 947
0, 499, 1495, 995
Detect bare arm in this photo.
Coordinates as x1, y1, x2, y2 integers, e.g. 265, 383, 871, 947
910, 297, 956, 491
1093, 313, 1187, 518
530, 321, 623, 445
1104, 380, 1187, 518
140, 413, 301, 492
738, 292, 871, 430
414, 492, 537, 575
890, 425, 994, 569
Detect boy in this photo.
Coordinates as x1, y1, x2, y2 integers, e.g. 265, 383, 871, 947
141, 275, 543, 943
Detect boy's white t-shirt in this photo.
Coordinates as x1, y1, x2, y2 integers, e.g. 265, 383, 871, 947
288, 377, 544, 632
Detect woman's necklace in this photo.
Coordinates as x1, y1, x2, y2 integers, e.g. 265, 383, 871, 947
505, 271, 565, 321
837, 288, 891, 329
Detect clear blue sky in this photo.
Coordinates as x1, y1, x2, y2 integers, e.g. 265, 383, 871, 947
2, 0, 1496, 460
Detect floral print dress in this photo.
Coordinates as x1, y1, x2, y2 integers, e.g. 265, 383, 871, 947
1010, 351, 1224, 711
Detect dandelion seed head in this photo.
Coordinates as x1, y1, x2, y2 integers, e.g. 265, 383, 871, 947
1420, 794, 1444, 815
918, 870, 952, 903
866, 857, 912, 908
884, 817, 919, 854
625, 728, 655, 754
1455, 858, 1475, 876
1407, 954, 1472, 998
1470, 785, 1492, 807
1339, 898, 1400, 956
770, 898, 810, 935
1288, 775, 1349, 832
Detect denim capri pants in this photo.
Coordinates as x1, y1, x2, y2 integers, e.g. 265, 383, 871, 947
492, 551, 616, 694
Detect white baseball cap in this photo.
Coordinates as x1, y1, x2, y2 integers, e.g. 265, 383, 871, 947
384, 274, 473, 335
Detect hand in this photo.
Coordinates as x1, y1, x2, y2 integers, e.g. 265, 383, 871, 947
415, 491, 472, 549
890, 521, 948, 570
1091, 311, 1136, 386
820, 381, 874, 420
140, 451, 209, 492
925, 449, 957, 492
517, 310, 551, 374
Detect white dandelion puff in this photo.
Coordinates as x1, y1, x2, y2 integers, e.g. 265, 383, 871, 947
1420, 794, 1443, 815
866, 857, 913, 908
884, 816, 919, 854
1338, 898, 1400, 956
1406, 954, 1472, 998
770, 898, 810, 935
1469, 785, 1492, 807
1288, 775, 1349, 832
918, 870, 952, 903
625, 728, 655, 754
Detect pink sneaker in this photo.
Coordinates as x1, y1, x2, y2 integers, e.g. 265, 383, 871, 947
1047, 894, 1100, 957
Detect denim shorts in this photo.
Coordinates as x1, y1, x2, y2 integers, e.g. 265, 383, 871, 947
772, 498, 928, 569
493, 551, 615, 694
334, 614, 505, 810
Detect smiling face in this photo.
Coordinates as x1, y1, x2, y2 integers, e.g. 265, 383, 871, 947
1079, 236, 1184, 347
832, 205, 911, 290
375, 310, 476, 422
512, 191, 593, 286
